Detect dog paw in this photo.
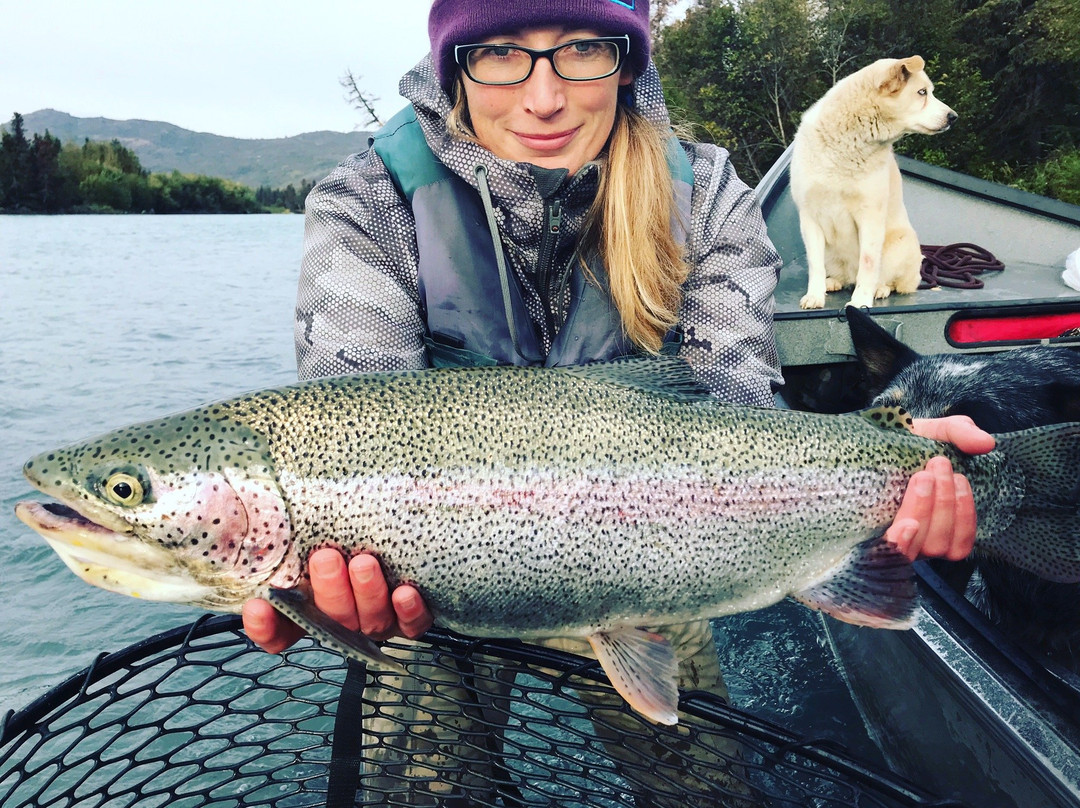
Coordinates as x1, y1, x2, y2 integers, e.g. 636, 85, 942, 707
800, 293, 826, 309
874, 286, 893, 299
825, 277, 844, 292
893, 273, 922, 295
849, 289, 875, 308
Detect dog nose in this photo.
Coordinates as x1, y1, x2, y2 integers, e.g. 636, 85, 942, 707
947, 110, 958, 125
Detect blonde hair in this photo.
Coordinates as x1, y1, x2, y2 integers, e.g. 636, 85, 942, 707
447, 79, 689, 353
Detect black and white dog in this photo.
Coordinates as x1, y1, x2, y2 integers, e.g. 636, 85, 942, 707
845, 304, 1080, 667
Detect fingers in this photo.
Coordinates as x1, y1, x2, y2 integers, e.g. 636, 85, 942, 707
887, 468, 934, 560
895, 415, 983, 562
348, 554, 435, 640
241, 548, 361, 656
242, 597, 305, 654
910, 415, 995, 455
349, 553, 396, 639
244, 549, 434, 656
887, 456, 976, 561
945, 473, 976, 560
310, 548, 361, 632
918, 456, 957, 558
392, 586, 435, 639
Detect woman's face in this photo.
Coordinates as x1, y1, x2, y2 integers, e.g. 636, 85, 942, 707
459, 26, 633, 175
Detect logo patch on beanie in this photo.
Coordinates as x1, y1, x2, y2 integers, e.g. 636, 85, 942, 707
609, 0, 636, 8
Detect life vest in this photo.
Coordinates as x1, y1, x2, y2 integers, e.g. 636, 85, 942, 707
370, 106, 694, 368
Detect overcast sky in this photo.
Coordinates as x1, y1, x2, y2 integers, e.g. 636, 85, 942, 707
2, 1, 435, 139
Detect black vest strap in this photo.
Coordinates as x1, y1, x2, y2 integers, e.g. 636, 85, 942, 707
325, 659, 367, 808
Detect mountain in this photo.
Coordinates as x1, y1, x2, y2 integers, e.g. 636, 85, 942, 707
17, 109, 374, 190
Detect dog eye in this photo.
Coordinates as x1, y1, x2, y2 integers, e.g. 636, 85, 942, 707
918, 88, 927, 96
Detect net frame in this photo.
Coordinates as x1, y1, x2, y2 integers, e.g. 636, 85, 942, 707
0, 614, 968, 807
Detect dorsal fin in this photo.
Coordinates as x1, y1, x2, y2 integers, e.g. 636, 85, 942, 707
562, 356, 716, 403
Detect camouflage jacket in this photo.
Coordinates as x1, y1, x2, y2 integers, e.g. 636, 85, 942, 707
295, 54, 782, 406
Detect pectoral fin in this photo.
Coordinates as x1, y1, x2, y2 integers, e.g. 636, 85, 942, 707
267, 587, 406, 672
588, 627, 680, 725
792, 536, 918, 629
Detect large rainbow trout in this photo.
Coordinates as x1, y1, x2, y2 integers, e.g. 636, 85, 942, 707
16, 358, 1080, 723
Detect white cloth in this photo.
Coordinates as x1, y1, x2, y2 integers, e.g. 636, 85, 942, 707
1063, 246, 1080, 291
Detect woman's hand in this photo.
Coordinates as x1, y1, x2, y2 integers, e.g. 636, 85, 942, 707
885, 415, 996, 561
242, 548, 434, 654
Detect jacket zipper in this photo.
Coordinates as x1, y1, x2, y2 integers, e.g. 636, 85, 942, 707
536, 197, 563, 331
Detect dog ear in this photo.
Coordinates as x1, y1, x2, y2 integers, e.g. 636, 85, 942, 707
845, 306, 921, 396
902, 55, 925, 75
879, 56, 924, 94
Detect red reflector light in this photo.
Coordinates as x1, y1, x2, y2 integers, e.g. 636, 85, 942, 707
947, 311, 1080, 345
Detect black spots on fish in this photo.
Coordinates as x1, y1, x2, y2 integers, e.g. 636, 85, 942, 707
861, 406, 914, 433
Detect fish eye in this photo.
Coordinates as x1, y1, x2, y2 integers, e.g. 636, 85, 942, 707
103, 473, 144, 506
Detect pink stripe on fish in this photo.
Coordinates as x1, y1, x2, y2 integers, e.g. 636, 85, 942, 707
320, 467, 909, 527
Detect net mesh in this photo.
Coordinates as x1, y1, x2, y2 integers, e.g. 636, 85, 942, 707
0, 615, 966, 808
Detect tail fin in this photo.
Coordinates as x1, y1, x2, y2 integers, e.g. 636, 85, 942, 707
968, 424, 1080, 583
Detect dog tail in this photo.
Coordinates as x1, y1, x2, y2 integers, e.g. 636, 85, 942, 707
965, 423, 1080, 583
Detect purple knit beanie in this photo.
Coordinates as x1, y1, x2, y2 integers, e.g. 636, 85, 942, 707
429, 0, 651, 89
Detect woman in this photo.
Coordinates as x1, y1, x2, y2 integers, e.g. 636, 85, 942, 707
243, 0, 991, 802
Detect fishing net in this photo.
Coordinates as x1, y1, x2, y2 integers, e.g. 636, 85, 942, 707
0, 615, 966, 808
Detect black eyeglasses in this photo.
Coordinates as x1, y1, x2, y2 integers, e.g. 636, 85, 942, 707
453, 36, 630, 86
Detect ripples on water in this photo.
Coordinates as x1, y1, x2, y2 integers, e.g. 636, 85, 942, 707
0, 213, 873, 755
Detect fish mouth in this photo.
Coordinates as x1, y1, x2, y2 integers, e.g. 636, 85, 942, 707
15, 500, 219, 605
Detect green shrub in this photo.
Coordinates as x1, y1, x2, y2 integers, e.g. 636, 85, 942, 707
1016, 149, 1080, 205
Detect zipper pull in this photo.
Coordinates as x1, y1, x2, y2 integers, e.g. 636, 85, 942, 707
547, 199, 562, 235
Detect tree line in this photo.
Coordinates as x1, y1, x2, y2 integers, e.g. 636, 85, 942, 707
0, 113, 313, 214
255, 179, 315, 213
654, 0, 1079, 204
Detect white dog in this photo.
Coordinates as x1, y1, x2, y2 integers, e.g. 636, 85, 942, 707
791, 56, 957, 310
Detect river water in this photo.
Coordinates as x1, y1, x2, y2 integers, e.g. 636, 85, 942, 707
0, 214, 875, 757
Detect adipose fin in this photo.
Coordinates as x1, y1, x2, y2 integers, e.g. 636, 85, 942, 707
857, 405, 916, 434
